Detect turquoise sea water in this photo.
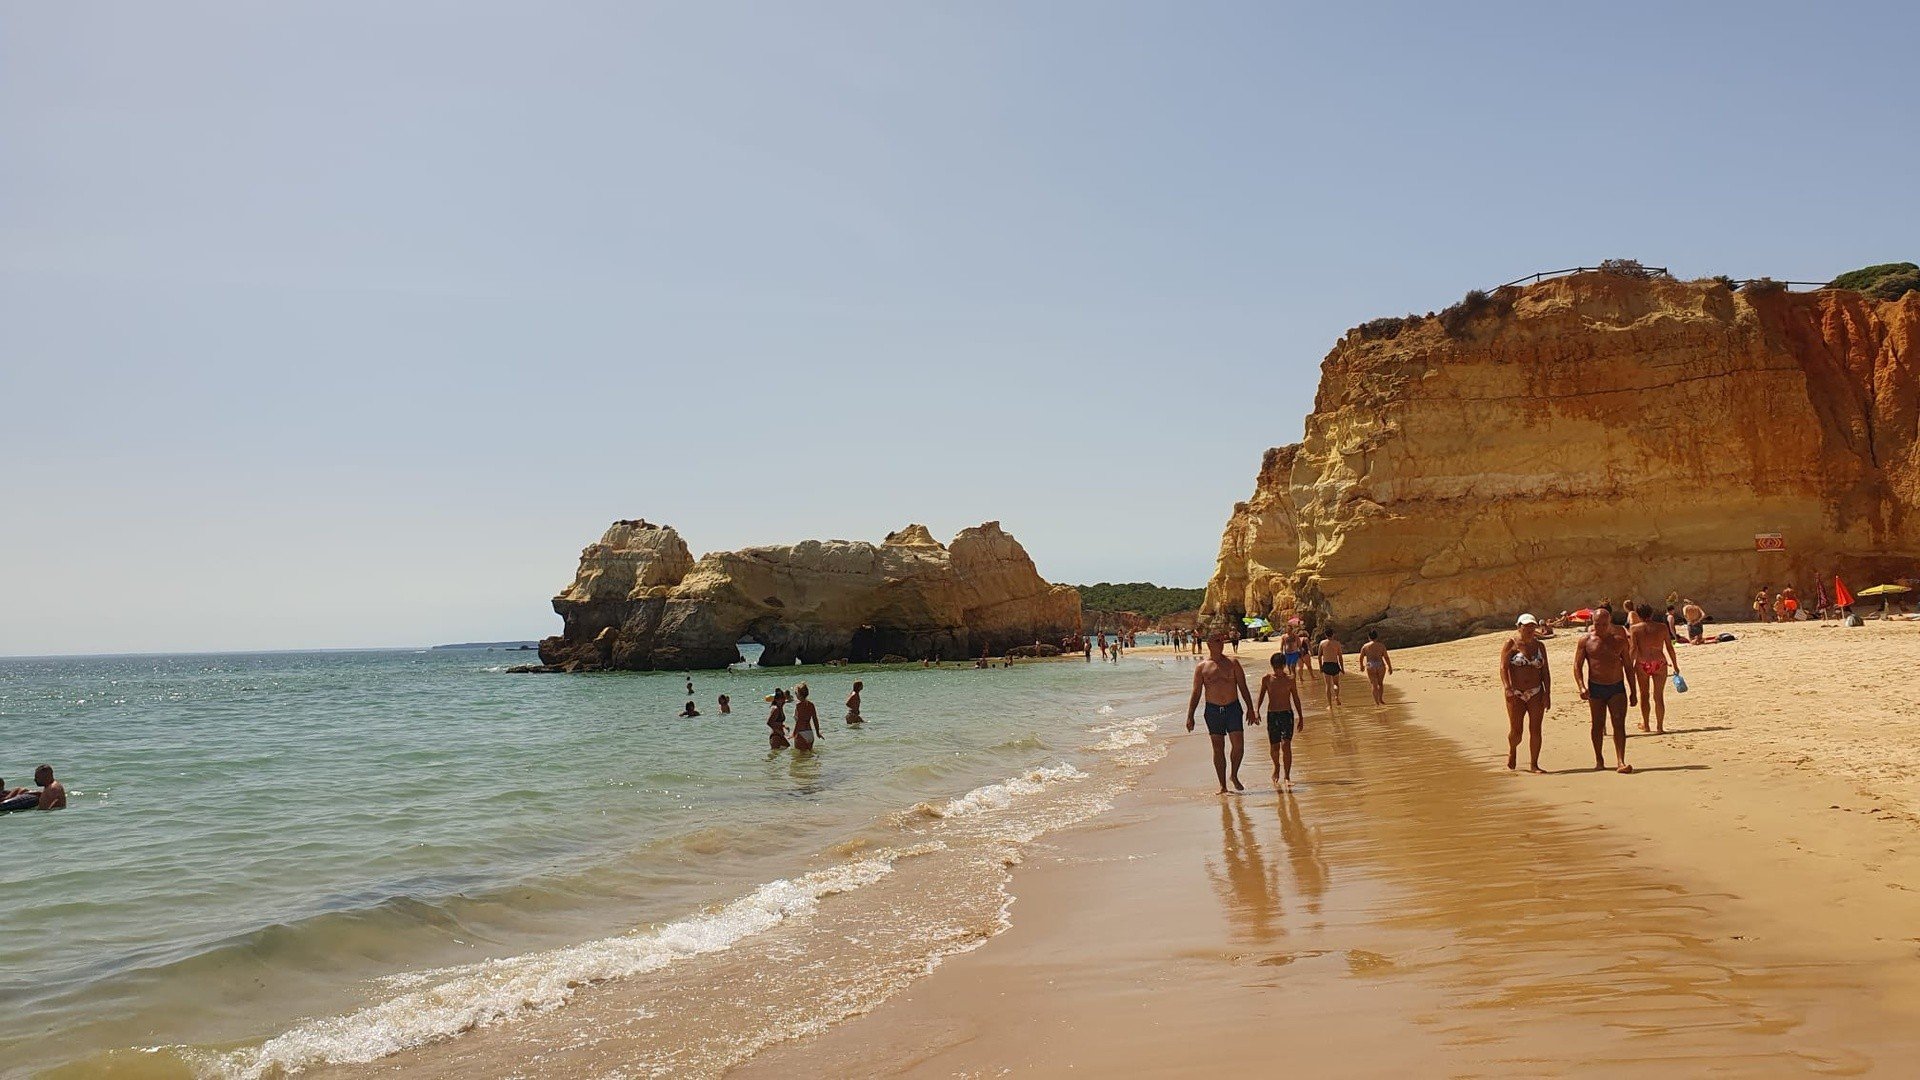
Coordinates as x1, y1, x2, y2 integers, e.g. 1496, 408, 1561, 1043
0, 647, 1178, 1077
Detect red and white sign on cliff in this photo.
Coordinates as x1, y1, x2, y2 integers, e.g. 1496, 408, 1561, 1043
1755, 533, 1786, 551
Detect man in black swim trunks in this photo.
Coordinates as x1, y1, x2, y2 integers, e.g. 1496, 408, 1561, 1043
1186, 626, 1257, 794
1573, 607, 1636, 773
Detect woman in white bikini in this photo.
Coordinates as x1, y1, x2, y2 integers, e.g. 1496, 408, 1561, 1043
1499, 613, 1551, 772
791, 683, 821, 752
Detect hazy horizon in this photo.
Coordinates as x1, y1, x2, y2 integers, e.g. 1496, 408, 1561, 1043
6, 2, 1917, 655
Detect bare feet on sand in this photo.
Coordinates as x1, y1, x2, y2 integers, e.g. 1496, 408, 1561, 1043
1506, 750, 1518, 770
1618, 763, 1634, 774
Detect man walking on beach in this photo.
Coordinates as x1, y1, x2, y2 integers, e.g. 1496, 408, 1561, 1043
1317, 631, 1346, 707
1573, 607, 1635, 773
1186, 627, 1257, 794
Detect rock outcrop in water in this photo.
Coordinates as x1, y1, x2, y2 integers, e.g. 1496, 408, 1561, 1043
536, 520, 1084, 670
1203, 271, 1920, 643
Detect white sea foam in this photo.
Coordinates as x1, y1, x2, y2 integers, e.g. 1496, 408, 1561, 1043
918, 764, 1087, 819
202, 848, 936, 1077
1089, 716, 1160, 752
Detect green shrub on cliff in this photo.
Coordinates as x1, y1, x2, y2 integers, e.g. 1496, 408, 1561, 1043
1828, 262, 1920, 301
1439, 288, 1499, 337
1072, 582, 1206, 620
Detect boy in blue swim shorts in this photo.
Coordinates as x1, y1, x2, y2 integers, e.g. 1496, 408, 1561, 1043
1255, 652, 1307, 790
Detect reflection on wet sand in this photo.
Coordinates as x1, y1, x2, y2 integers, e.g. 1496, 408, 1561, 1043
1224, 691, 1885, 1073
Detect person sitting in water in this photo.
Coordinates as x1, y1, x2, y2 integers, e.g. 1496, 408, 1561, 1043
24, 766, 65, 810
680, 700, 700, 717
0, 777, 38, 812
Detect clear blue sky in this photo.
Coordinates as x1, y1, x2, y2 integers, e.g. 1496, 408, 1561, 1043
4, 2, 1915, 654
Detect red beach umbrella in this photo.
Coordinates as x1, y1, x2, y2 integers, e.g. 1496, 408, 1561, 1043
1571, 607, 1595, 621
1834, 576, 1855, 608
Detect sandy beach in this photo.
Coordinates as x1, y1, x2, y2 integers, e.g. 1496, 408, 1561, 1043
735, 623, 1920, 1076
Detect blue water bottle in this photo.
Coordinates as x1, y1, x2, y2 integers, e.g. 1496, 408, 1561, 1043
1671, 672, 1688, 693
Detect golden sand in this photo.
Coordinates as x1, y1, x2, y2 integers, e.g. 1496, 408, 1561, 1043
739, 623, 1920, 1076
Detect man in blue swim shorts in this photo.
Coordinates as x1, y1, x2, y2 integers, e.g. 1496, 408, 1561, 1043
1186, 625, 1257, 793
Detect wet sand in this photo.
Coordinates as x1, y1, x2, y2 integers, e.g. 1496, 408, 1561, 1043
741, 625, 1920, 1076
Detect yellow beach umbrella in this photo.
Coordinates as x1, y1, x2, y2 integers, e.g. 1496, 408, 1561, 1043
1856, 583, 1911, 618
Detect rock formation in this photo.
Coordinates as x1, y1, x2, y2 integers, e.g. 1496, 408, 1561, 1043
1203, 271, 1920, 643
537, 520, 1084, 670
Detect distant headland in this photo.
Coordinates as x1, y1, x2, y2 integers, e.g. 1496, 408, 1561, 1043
528, 520, 1083, 671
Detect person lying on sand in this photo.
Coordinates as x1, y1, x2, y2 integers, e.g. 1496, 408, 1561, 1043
1255, 652, 1305, 790
1500, 615, 1551, 773
1186, 629, 1256, 794
1574, 607, 1634, 773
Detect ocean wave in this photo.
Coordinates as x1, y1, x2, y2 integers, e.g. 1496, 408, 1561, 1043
1089, 716, 1160, 752
199, 844, 941, 1077
910, 764, 1087, 820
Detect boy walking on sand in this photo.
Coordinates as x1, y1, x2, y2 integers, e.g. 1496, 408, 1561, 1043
1255, 652, 1306, 790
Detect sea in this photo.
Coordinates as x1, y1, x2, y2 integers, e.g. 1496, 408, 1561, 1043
0, 643, 1181, 1078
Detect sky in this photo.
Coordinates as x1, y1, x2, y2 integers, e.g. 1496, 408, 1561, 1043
3, 1, 1917, 655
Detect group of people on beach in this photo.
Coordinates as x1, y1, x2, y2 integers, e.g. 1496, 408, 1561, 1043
1181, 626, 1394, 794
1502, 601, 1682, 775
1, 766, 66, 812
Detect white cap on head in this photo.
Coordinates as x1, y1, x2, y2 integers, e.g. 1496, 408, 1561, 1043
1516, 613, 1539, 626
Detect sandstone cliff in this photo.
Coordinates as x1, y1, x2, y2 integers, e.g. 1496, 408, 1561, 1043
538, 520, 1084, 670
1203, 272, 1920, 643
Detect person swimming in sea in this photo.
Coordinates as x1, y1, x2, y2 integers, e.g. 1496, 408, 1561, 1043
717, 693, 731, 714
845, 680, 864, 724
2, 766, 66, 811
1500, 614, 1551, 773
680, 700, 700, 717
791, 683, 821, 752
766, 690, 790, 749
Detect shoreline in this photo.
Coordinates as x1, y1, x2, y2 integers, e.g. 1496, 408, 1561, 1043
738, 624, 1920, 1075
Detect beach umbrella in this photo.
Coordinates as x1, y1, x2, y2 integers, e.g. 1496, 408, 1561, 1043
1833, 576, 1855, 609
1571, 607, 1595, 621
1857, 583, 1910, 619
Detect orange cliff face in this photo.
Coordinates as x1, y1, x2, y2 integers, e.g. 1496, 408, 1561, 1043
1203, 272, 1920, 643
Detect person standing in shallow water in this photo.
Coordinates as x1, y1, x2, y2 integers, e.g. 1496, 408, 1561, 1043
845, 681, 864, 724
1573, 606, 1634, 773
1358, 630, 1392, 705
766, 689, 790, 750
1500, 614, 1551, 773
1185, 628, 1257, 794
791, 683, 821, 752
